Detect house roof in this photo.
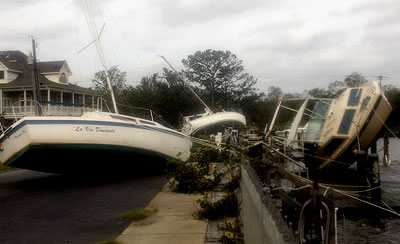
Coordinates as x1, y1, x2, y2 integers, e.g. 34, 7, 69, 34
0, 50, 27, 72
0, 50, 100, 95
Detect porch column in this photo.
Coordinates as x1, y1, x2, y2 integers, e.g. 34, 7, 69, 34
23, 90, 27, 113
92, 96, 95, 109
61, 91, 63, 103
0, 89, 3, 113
72, 93, 75, 104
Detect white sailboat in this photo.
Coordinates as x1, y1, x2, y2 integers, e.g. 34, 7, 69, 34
0, 111, 191, 173
0, 0, 192, 173
160, 56, 246, 137
181, 110, 246, 136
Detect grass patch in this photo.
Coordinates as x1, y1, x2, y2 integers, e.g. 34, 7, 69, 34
121, 208, 156, 221
0, 164, 11, 172
96, 240, 120, 244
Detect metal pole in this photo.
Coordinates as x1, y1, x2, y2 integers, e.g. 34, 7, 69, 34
31, 38, 42, 115
334, 207, 338, 244
84, 0, 119, 114
159, 55, 213, 114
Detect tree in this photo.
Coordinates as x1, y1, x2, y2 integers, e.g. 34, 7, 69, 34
92, 66, 129, 99
182, 49, 257, 110
266, 86, 283, 100
307, 88, 330, 98
344, 72, 367, 87
327, 80, 346, 97
383, 84, 400, 128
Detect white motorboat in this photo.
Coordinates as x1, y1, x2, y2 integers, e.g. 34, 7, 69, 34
304, 81, 392, 170
181, 111, 246, 136
0, 111, 191, 173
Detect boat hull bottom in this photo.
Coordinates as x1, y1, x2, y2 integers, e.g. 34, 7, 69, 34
5, 144, 172, 175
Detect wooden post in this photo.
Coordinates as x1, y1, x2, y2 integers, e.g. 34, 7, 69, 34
356, 150, 367, 199
368, 154, 381, 204
383, 134, 390, 166
370, 140, 377, 154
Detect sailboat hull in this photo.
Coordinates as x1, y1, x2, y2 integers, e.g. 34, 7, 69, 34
0, 112, 192, 173
182, 112, 246, 136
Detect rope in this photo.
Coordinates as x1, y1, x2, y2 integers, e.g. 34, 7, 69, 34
320, 183, 370, 188
301, 152, 353, 167
290, 173, 400, 218
372, 108, 400, 140
332, 186, 381, 194
271, 185, 311, 191
332, 188, 400, 217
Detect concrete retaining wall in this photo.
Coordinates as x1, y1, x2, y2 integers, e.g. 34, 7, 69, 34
240, 159, 295, 244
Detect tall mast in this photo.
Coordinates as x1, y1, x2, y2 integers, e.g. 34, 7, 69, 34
160, 56, 213, 114
83, 0, 119, 114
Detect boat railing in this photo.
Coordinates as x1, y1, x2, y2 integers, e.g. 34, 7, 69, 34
262, 142, 309, 179
110, 102, 175, 129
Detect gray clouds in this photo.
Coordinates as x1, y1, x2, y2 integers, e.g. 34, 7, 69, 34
1, 0, 399, 93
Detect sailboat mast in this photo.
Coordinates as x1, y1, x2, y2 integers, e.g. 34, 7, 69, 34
83, 0, 119, 114
160, 56, 213, 114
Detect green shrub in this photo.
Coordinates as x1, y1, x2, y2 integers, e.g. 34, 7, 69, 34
166, 159, 221, 193
165, 147, 225, 193
194, 193, 239, 220
219, 218, 244, 244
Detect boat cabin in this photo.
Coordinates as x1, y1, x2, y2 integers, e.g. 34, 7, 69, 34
0, 50, 103, 126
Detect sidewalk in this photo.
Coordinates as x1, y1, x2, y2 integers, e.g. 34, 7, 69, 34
117, 184, 207, 244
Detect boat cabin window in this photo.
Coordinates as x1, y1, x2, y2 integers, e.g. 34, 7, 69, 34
110, 114, 136, 123
360, 96, 371, 111
348, 89, 362, 106
189, 114, 202, 121
338, 109, 356, 134
305, 100, 331, 141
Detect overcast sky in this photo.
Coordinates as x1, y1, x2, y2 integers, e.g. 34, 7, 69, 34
1, 0, 399, 93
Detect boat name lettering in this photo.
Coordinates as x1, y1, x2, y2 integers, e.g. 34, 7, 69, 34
14, 130, 26, 139
75, 126, 115, 133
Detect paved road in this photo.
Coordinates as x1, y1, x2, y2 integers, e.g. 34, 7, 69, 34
0, 169, 167, 244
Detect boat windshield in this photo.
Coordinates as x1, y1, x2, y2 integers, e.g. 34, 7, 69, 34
305, 100, 331, 141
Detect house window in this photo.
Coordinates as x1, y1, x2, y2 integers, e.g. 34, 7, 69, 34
0, 70, 4, 80
60, 72, 67, 83
3, 98, 11, 108
19, 95, 32, 107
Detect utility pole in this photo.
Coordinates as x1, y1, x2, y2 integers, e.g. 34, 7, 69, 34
31, 37, 42, 115
378, 75, 383, 87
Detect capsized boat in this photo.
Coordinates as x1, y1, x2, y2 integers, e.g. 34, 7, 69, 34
0, 111, 191, 173
181, 110, 246, 136
159, 56, 247, 137
304, 81, 392, 170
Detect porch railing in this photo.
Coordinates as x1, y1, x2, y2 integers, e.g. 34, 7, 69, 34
2, 100, 97, 120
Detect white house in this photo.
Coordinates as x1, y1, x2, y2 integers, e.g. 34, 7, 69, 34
0, 50, 103, 127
